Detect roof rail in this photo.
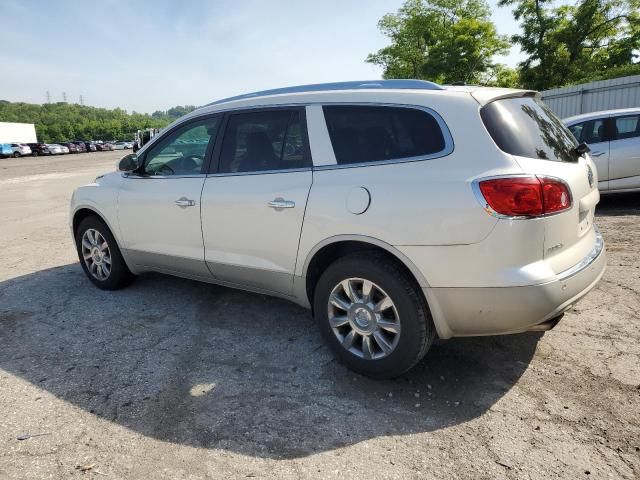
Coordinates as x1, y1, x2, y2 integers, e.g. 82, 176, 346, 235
206, 79, 443, 106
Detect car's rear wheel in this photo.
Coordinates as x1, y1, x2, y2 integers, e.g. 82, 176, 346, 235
314, 252, 435, 378
13, 152, 20, 158
75, 216, 134, 290
32, 151, 39, 157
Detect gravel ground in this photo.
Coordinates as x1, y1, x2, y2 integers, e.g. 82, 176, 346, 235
0, 151, 638, 479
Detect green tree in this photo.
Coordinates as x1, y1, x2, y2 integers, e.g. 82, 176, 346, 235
499, 0, 640, 90
366, 0, 511, 84
0, 101, 197, 143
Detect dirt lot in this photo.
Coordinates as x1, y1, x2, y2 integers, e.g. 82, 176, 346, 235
0, 151, 638, 479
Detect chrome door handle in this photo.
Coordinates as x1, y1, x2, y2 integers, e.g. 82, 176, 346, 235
268, 198, 295, 210
175, 197, 196, 207
591, 151, 605, 157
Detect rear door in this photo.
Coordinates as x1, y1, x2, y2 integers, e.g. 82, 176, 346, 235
568, 117, 610, 191
200, 107, 313, 295
480, 96, 600, 275
608, 113, 640, 191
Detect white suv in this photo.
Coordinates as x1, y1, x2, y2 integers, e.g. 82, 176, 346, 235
70, 80, 606, 378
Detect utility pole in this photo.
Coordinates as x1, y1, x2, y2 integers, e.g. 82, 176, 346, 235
79, 95, 84, 105
62, 92, 67, 103
46, 91, 51, 103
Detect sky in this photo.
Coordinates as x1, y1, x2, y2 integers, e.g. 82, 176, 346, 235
0, 0, 523, 113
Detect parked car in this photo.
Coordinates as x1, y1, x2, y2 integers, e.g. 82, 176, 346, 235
565, 108, 640, 193
82, 142, 97, 152
27, 143, 51, 156
47, 144, 64, 155
113, 141, 128, 150
9, 143, 32, 157
70, 80, 606, 378
95, 143, 109, 151
71, 141, 87, 153
60, 145, 70, 154
62, 142, 79, 153
0, 143, 13, 158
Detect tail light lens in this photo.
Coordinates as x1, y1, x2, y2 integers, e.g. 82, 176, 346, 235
478, 176, 571, 217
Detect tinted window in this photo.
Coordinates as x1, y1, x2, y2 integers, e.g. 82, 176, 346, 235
143, 117, 220, 176
219, 110, 306, 173
569, 119, 606, 144
481, 96, 578, 162
323, 106, 446, 165
614, 115, 640, 140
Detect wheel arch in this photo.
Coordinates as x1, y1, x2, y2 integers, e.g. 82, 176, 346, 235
301, 235, 427, 302
300, 236, 451, 338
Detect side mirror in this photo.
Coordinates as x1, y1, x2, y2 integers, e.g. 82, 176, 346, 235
118, 153, 139, 172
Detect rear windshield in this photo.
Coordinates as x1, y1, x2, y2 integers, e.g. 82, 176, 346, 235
480, 96, 578, 162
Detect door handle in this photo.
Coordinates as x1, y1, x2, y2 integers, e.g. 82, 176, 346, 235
268, 198, 295, 210
591, 151, 605, 157
175, 197, 196, 207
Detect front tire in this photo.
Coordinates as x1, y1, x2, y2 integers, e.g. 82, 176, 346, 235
75, 216, 134, 290
314, 252, 435, 378
13, 152, 20, 158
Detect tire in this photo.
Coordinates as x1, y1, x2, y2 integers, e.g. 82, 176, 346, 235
13, 152, 20, 158
75, 216, 134, 290
314, 252, 435, 379
32, 151, 39, 157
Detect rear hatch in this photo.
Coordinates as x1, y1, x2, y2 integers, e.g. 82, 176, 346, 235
480, 94, 600, 274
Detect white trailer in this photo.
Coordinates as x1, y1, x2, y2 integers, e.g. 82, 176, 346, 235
0, 122, 38, 143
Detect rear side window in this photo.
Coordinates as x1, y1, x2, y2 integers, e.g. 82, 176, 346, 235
569, 119, 606, 144
219, 109, 307, 173
614, 115, 640, 140
323, 105, 446, 165
481, 96, 578, 162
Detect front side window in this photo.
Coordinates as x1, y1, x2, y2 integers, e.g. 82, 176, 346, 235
569, 119, 606, 144
481, 96, 578, 163
323, 105, 446, 165
143, 116, 221, 176
614, 115, 640, 140
218, 109, 307, 173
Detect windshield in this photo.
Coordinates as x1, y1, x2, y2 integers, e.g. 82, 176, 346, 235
480, 96, 578, 163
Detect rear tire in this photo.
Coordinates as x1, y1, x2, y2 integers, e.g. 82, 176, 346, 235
314, 252, 435, 379
75, 216, 134, 290
13, 152, 20, 158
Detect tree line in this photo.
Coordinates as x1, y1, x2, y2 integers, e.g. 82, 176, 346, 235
0, 100, 197, 143
367, 0, 640, 90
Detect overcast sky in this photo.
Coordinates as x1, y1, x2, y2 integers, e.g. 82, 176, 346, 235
0, 0, 522, 113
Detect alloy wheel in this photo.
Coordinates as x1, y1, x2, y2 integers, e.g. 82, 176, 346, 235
81, 228, 112, 281
327, 278, 401, 360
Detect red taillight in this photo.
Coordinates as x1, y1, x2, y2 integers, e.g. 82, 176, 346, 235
478, 176, 571, 217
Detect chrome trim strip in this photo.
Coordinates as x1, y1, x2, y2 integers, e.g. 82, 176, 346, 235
556, 228, 604, 281
122, 173, 207, 179
207, 167, 311, 178
471, 174, 574, 220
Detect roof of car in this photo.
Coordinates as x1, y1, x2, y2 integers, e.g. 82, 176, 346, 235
205, 80, 444, 106
564, 107, 640, 124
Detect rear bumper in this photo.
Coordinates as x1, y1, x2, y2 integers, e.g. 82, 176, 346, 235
426, 231, 606, 339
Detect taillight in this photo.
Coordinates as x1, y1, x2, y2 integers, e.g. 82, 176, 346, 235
477, 176, 571, 217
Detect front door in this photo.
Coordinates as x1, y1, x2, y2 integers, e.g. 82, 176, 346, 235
201, 107, 312, 295
608, 113, 640, 191
118, 115, 222, 278
569, 117, 610, 191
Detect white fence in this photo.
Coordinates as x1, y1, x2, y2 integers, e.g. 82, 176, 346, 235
541, 74, 640, 119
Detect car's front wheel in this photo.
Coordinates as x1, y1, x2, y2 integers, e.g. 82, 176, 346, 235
13, 152, 20, 158
75, 216, 134, 290
314, 252, 435, 378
